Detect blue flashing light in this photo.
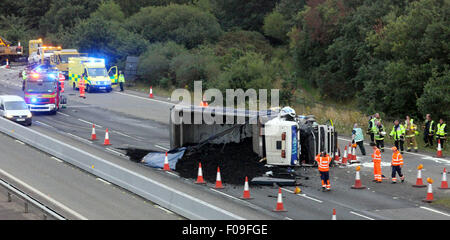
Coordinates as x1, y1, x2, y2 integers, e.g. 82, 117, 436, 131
31, 98, 37, 103
48, 73, 57, 79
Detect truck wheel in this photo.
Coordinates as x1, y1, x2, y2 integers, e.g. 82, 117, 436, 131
86, 85, 92, 93
49, 109, 57, 115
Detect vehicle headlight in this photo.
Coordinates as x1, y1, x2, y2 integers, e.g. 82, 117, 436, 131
27, 113, 32, 118
6, 114, 13, 119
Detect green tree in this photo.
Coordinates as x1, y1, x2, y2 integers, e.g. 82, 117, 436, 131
417, 68, 450, 119
126, 4, 223, 48
91, 0, 126, 22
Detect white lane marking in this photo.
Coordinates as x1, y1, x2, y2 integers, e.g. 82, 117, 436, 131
420, 206, 450, 217
209, 188, 243, 201
106, 148, 126, 157
114, 92, 174, 106
155, 144, 170, 151
15, 140, 25, 145
77, 118, 103, 128
113, 130, 142, 141
284, 217, 293, 220
338, 137, 449, 162
165, 171, 180, 177
281, 187, 323, 203
155, 205, 174, 214
35, 120, 53, 128
96, 178, 111, 185
350, 211, 375, 220
0, 167, 88, 220
51, 157, 63, 163
66, 133, 93, 144
57, 112, 70, 117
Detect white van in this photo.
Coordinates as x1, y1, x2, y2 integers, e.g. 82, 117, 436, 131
0, 95, 32, 126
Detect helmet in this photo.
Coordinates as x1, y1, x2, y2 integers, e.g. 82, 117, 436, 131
280, 107, 296, 119
391, 147, 397, 151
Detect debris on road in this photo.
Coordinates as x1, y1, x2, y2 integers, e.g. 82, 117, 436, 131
176, 138, 270, 185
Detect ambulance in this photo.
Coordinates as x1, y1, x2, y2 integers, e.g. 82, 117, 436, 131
68, 57, 118, 93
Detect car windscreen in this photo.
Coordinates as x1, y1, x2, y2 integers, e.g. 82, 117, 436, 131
60, 54, 79, 63
4, 101, 29, 110
26, 81, 56, 93
88, 68, 107, 77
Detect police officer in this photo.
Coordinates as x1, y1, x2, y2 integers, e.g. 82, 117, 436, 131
423, 114, 435, 147
436, 118, 447, 149
390, 120, 405, 154
118, 71, 125, 92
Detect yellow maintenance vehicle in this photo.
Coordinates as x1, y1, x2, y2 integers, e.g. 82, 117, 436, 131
68, 57, 118, 93
0, 35, 23, 64
28, 39, 43, 56
50, 49, 86, 79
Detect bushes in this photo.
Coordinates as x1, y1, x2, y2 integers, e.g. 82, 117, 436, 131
126, 4, 223, 48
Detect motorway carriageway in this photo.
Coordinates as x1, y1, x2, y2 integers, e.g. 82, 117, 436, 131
0, 66, 449, 220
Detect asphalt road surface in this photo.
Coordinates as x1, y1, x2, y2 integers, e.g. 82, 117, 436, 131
1, 65, 449, 220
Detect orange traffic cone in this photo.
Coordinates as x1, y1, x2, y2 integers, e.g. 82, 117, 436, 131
332, 208, 337, 220
439, 168, 448, 189
5, 59, 10, 69
214, 167, 224, 189
103, 128, 111, 146
149, 86, 153, 98
423, 178, 434, 203
91, 124, 97, 141
437, 139, 443, 158
334, 149, 340, 163
273, 188, 287, 212
351, 144, 357, 161
341, 146, 348, 165
351, 166, 366, 189
413, 164, 426, 188
347, 143, 353, 161
195, 163, 206, 184
163, 152, 170, 171
241, 176, 252, 199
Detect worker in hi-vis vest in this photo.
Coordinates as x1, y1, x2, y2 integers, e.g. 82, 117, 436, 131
436, 118, 447, 149
315, 152, 331, 191
118, 71, 125, 92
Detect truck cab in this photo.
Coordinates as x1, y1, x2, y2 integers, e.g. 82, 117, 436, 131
50, 49, 84, 79
23, 65, 66, 114
68, 57, 117, 93
28, 46, 61, 66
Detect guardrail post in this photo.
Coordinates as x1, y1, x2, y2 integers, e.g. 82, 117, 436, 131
24, 202, 28, 213
42, 214, 47, 220
7, 192, 11, 202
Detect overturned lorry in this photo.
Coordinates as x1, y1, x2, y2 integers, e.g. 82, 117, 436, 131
166, 105, 338, 184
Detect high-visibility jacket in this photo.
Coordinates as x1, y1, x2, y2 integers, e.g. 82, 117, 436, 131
390, 124, 405, 140
436, 123, 447, 137
391, 152, 404, 166
405, 123, 418, 138
375, 125, 385, 140
315, 154, 330, 172
424, 120, 435, 134
372, 148, 381, 163
118, 74, 125, 83
200, 101, 208, 107
369, 118, 379, 133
